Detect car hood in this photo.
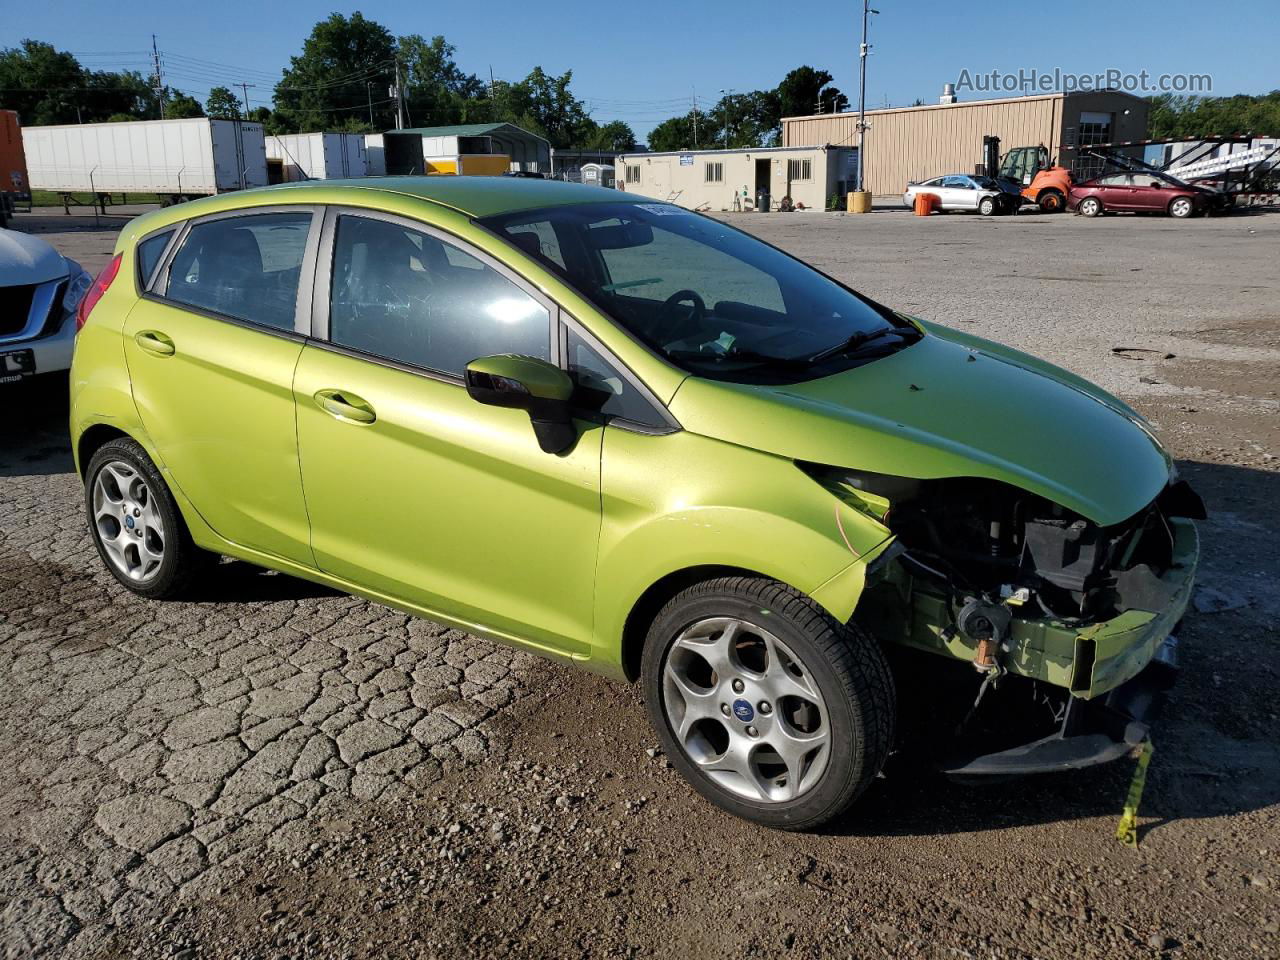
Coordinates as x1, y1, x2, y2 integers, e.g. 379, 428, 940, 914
0, 229, 68, 286
668, 322, 1170, 526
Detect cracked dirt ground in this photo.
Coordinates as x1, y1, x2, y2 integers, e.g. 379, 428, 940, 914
2, 207, 1278, 959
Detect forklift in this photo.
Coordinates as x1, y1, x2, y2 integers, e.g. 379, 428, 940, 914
983, 136, 1072, 212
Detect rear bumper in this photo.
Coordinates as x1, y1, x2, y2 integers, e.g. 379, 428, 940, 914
943, 633, 1179, 776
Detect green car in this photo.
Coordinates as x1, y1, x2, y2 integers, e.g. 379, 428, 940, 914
70, 178, 1201, 829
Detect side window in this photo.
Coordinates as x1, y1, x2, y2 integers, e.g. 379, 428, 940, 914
502, 220, 566, 269
328, 215, 550, 376
165, 212, 312, 330
136, 230, 174, 289
565, 327, 665, 427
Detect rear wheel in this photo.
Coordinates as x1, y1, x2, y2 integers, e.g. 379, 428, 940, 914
642, 576, 894, 830
1079, 197, 1103, 217
1038, 189, 1065, 213
1168, 196, 1194, 219
85, 438, 213, 599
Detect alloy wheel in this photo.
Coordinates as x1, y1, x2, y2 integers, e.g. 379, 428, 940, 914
92, 460, 165, 582
661, 616, 831, 804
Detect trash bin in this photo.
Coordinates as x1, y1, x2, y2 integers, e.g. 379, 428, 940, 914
756, 189, 771, 213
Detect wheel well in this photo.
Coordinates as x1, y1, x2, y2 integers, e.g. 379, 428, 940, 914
619, 564, 760, 683
76, 424, 128, 477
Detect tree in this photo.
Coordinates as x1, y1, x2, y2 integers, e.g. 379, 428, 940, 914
585, 120, 636, 152
273, 12, 397, 132
0, 40, 153, 124
1148, 91, 1280, 138
485, 67, 596, 148
165, 90, 204, 119
206, 86, 242, 119
398, 33, 485, 127
775, 66, 847, 120
647, 112, 700, 152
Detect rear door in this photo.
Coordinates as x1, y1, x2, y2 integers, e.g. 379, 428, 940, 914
123, 206, 319, 566
292, 208, 603, 656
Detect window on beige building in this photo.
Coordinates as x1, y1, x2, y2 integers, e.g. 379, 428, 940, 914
625, 164, 640, 184
786, 158, 813, 181
705, 161, 723, 183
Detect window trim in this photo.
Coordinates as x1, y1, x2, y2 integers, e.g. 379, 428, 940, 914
145, 204, 323, 339
556, 311, 680, 435
310, 205, 560, 385
134, 225, 181, 295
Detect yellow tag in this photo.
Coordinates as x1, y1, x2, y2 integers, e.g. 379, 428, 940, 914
1116, 740, 1154, 848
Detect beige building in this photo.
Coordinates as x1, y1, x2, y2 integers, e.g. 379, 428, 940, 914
782, 91, 1149, 195
615, 146, 858, 212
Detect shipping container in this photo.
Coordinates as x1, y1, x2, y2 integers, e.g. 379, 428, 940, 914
265, 132, 369, 183
0, 110, 31, 199
22, 118, 268, 199
364, 134, 386, 176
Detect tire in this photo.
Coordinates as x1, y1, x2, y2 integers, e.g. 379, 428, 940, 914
85, 437, 213, 599
1168, 196, 1194, 219
978, 196, 996, 216
1079, 197, 1103, 217
1038, 189, 1065, 213
641, 576, 895, 830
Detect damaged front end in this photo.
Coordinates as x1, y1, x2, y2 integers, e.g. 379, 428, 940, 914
808, 465, 1204, 776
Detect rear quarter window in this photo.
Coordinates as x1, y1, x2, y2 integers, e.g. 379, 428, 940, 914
136, 230, 174, 291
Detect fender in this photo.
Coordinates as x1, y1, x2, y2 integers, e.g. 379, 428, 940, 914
590, 427, 891, 676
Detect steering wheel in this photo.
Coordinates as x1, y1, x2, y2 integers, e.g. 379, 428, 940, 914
654, 289, 707, 344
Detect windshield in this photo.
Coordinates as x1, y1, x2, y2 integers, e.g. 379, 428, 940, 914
478, 201, 915, 384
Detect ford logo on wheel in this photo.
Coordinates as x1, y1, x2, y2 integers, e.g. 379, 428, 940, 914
732, 699, 754, 723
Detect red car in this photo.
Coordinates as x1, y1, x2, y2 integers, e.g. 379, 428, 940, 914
1069, 173, 1207, 219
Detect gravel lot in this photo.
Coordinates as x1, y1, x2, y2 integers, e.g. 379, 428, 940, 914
2, 204, 1278, 959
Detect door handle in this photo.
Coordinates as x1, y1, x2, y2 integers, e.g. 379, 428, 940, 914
314, 388, 376, 424
134, 330, 175, 357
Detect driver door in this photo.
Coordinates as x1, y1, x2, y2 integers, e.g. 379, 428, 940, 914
292, 209, 603, 657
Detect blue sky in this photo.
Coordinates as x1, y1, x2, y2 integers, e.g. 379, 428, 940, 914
15, 0, 1276, 141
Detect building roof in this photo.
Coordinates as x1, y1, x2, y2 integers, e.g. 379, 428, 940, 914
389, 122, 549, 143
618, 145, 841, 160
267, 175, 619, 217
782, 88, 1151, 124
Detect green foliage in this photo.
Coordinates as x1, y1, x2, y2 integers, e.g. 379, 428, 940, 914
0, 40, 154, 124
775, 67, 847, 119
584, 120, 636, 153
1148, 91, 1280, 138
205, 86, 242, 120
165, 90, 204, 119
273, 12, 397, 132
646, 113, 700, 153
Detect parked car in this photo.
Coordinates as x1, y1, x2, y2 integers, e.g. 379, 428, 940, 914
0, 228, 92, 383
70, 179, 1201, 829
1069, 173, 1207, 218
903, 174, 1018, 215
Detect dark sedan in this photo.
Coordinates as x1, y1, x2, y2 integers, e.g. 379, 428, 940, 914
1069, 173, 1207, 219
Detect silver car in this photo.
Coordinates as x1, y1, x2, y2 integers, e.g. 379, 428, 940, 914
903, 174, 1016, 216
0, 229, 92, 383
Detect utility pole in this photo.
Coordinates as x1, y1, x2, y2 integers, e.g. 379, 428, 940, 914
392, 60, 406, 130
718, 88, 734, 149
691, 88, 699, 149
151, 34, 165, 120
855, 0, 879, 193
238, 82, 255, 119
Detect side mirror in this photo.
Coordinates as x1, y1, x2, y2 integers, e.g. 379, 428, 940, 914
465, 354, 577, 455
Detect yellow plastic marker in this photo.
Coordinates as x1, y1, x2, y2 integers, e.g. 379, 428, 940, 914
1116, 740, 1154, 848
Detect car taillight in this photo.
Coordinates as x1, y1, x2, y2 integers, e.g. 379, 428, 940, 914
76, 253, 122, 334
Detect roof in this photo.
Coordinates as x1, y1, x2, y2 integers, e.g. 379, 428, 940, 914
781, 89, 1151, 124
388, 123, 549, 144
268, 175, 621, 218
618, 145, 843, 160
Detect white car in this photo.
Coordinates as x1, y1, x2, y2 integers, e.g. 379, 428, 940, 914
903, 174, 1017, 216
0, 229, 92, 383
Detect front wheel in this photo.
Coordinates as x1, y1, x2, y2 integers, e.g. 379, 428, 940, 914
1079, 197, 1103, 217
1038, 189, 1065, 213
1168, 196, 1194, 218
642, 577, 895, 830
978, 196, 996, 216
85, 437, 213, 599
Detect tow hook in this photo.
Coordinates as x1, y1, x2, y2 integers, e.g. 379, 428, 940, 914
956, 596, 1013, 672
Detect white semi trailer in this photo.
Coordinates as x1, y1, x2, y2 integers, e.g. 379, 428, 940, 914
23, 118, 268, 208
265, 133, 369, 182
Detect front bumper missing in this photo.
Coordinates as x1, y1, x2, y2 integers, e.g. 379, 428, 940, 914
942, 634, 1179, 776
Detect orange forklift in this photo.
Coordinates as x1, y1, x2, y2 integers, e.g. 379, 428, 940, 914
983, 136, 1072, 212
